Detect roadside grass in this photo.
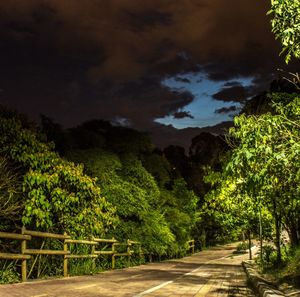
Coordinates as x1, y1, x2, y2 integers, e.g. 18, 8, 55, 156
0, 262, 20, 284
277, 247, 300, 287
258, 245, 300, 288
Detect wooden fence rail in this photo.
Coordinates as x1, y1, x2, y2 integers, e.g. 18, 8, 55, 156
0, 228, 195, 282
187, 239, 195, 254
0, 227, 142, 282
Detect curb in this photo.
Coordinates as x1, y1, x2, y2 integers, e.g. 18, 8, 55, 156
242, 260, 285, 297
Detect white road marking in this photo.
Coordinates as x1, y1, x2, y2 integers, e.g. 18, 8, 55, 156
133, 264, 208, 296
73, 284, 98, 290
133, 253, 232, 297
185, 266, 205, 276
117, 273, 144, 281
133, 281, 173, 297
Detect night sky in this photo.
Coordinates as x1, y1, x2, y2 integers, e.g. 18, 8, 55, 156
0, 1, 298, 148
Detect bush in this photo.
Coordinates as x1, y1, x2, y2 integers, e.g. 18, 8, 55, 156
0, 115, 118, 236
261, 244, 277, 266
280, 247, 300, 285
0, 262, 20, 284
258, 244, 289, 270
237, 242, 249, 252
0, 156, 22, 229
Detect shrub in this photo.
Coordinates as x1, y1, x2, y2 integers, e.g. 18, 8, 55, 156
0, 156, 22, 229
237, 242, 249, 252
0, 113, 118, 236
0, 262, 20, 284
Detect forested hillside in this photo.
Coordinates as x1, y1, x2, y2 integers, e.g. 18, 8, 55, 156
0, 106, 207, 260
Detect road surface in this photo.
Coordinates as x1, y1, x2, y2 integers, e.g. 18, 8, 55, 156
0, 243, 254, 297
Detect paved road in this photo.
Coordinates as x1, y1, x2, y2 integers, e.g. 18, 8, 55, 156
0, 244, 254, 297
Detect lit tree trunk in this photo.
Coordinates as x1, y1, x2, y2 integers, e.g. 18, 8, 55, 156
259, 208, 263, 263
287, 215, 300, 247
248, 230, 252, 260
274, 212, 282, 266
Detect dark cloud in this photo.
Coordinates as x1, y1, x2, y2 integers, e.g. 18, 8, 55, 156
123, 10, 173, 32
175, 77, 191, 83
215, 106, 238, 114
173, 111, 194, 119
0, 0, 285, 82
0, 0, 299, 148
223, 81, 242, 87
212, 86, 252, 103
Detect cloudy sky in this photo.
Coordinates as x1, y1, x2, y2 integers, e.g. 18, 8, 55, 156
0, 1, 298, 148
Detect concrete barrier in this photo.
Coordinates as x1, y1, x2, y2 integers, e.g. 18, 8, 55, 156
242, 260, 285, 297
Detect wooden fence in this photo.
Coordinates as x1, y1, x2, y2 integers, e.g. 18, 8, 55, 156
187, 239, 195, 254
0, 227, 141, 282
0, 228, 194, 282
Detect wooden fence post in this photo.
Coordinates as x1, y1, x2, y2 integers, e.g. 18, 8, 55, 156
91, 238, 96, 272
21, 227, 27, 282
63, 232, 68, 277
112, 239, 115, 269
1, 229, 145, 281
139, 245, 142, 265
127, 239, 131, 268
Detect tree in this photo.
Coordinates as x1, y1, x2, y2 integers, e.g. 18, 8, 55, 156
141, 153, 172, 188
161, 179, 198, 253
0, 113, 118, 236
203, 92, 300, 265
0, 156, 23, 230
226, 93, 300, 262
66, 149, 175, 256
268, 0, 300, 63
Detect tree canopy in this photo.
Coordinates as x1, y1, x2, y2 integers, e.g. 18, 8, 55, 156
203, 92, 300, 264
0, 110, 118, 236
269, 0, 300, 63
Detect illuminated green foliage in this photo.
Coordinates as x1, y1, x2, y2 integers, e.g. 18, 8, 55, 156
204, 92, 300, 262
268, 0, 300, 63
67, 149, 199, 256
0, 156, 22, 229
0, 114, 117, 236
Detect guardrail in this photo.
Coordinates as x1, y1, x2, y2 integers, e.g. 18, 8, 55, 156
187, 239, 195, 254
0, 229, 194, 282
0, 227, 141, 282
